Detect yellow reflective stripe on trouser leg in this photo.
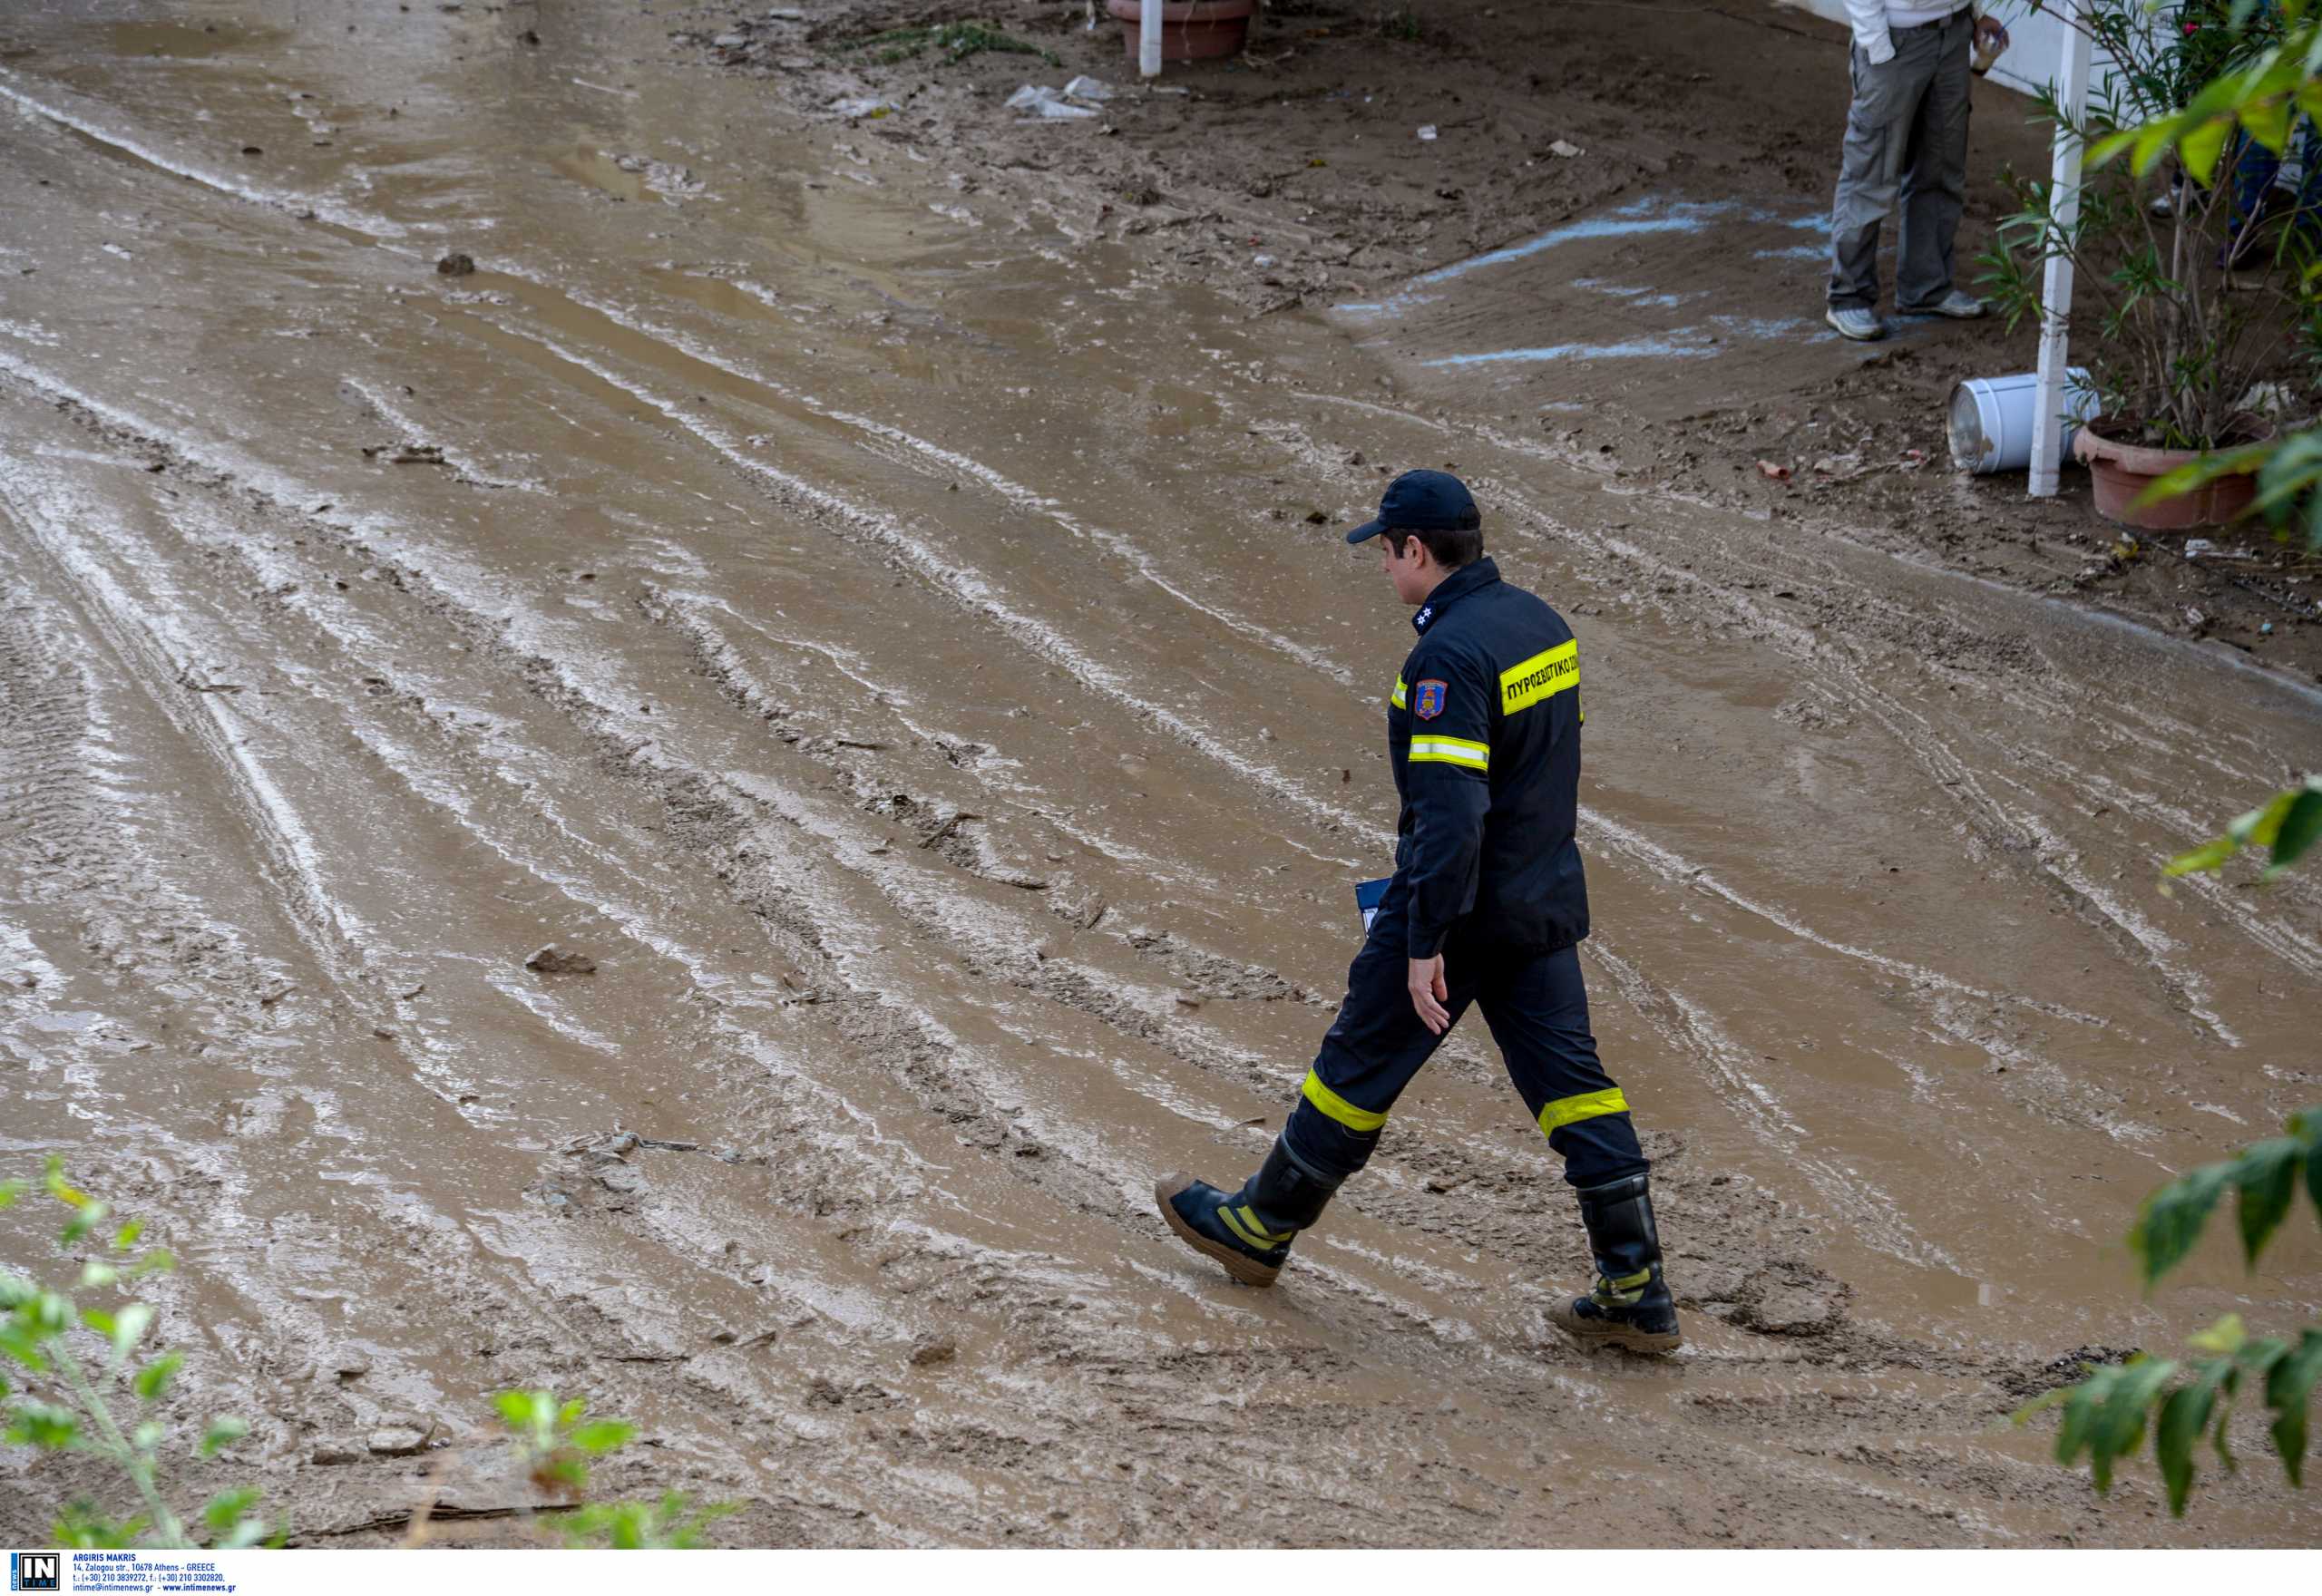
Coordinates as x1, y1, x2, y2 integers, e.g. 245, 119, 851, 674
1301, 1067, 1387, 1134
1390, 676, 1408, 709
1406, 735, 1489, 771
1537, 1087, 1629, 1136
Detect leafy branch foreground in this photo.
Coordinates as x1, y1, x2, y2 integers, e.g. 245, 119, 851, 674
2023, 1107, 2322, 1514
3, 1162, 727, 1548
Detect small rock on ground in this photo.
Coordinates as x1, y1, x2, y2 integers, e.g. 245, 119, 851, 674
525, 943, 597, 975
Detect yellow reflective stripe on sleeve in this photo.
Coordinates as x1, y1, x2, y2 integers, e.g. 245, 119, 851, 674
1390, 676, 1408, 709
1301, 1068, 1387, 1134
1500, 640, 1579, 715
1407, 735, 1489, 771
1537, 1086, 1629, 1135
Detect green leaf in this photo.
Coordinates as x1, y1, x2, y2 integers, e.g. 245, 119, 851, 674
2264, 1330, 2322, 1488
2131, 1162, 2233, 1287
202, 1487, 261, 1534
2089, 1357, 2180, 1493
81, 1307, 115, 1339
27, 1292, 71, 1336
132, 1420, 162, 1452
2156, 1377, 2218, 1515
493, 1388, 541, 1429
2164, 835, 2239, 876
541, 1454, 590, 1494
557, 1396, 588, 1427
2189, 1314, 2248, 1357
2054, 1363, 2122, 1469
221, 1517, 271, 1551
111, 1221, 141, 1252
0, 1324, 50, 1373
0, 1179, 26, 1210
75, 1261, 119, 1291
44, 1157, 89, 1209
6, 1400, 81, 1448
2134, 440, 2273, 507
109, 1302, 153, 1366
2241, 92, 2294, 152
569, 1419, 634, 1455
2269, 791, 2322, 874
561, 1492, 732, 1551
135, 1352, 184, 1401
200, 1415, 249, 1458
2180, 116, 2233, 182
2307, 1116, 2322, 1230
2092, 123, 2145, 170
52, 1503, 142, 1549
59, 1200, 110, 1249
129, 1249, 175, 1279
2012, 1386, 2070, 1424
2232, 1139, 2303, 1265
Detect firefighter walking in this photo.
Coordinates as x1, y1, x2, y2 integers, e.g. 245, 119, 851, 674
1156, 470, 1681, 1355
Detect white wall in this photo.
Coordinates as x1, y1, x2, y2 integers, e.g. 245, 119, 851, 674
1775, 1, 2089, 100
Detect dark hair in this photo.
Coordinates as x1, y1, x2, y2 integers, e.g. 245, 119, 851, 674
1386, 521, 1483, 569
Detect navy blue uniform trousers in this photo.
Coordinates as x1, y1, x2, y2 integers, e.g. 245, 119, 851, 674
1283, 876, 1646, 1189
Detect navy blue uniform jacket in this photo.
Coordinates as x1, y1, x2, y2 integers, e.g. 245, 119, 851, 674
1386, 557, 1588, 959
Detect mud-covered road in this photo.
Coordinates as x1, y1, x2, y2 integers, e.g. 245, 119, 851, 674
4, 0, 2319, 1548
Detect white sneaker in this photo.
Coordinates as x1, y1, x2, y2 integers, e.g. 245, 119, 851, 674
1907, 289, 1986, 319
1825, 306, 1888, 341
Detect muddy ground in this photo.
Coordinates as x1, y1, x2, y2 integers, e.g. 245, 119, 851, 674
671, 0, 2322, 675
2, 0, 2319, 1550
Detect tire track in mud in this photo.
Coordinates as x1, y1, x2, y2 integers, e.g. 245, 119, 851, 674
483, 264, 1358, 687
470, 315, 1378, 848
0, 388, 1081, 1541
0, 497, 662, 1517
0, 301, 2092, 1538
0, 358, 1556, 1478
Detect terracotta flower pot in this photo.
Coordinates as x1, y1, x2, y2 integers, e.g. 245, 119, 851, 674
1105, 0, 1256, 63
2073, 423, 2263, 530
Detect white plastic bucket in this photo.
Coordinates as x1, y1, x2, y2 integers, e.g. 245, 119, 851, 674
1947, 368, 2098, 474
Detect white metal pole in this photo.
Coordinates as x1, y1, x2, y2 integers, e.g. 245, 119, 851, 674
2029, 4, 2094, 497
1140, 0, 1163, 79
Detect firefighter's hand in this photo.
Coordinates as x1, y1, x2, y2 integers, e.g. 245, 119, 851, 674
1408, 955, 1450, 1036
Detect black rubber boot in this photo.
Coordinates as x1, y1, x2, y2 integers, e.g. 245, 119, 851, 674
1156, 1138, 1339, 1287
1545, 1173, 1683, 1354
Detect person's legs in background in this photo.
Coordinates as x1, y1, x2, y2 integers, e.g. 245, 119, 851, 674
1896, 10, 1978, 315
1828, 23, 1946, 336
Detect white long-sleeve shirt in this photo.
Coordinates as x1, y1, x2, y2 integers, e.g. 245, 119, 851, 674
1845, 0, 1982, 65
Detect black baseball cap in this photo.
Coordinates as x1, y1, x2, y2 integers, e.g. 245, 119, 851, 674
1345, 469, 1480, 544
